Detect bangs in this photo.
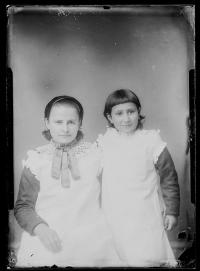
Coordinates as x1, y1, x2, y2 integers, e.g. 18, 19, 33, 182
104, 89, 141, 116
109, 95, 132, 109
103, 89, 145, 129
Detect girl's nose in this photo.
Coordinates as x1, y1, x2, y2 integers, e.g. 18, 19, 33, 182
62, 123, 69, 132
123, 113, 130, 122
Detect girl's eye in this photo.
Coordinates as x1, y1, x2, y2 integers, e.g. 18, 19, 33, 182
68, 120, 75, 124
55, 121, 63, 124
116, 112, 122, 116
128, 110, 135, 114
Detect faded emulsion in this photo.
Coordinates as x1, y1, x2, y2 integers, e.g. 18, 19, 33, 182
6, 5, 195, 268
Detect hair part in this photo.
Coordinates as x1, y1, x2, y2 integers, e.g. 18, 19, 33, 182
103, 89, 145, 129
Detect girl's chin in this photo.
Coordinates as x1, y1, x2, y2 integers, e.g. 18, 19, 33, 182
54, 138, 75, 145
119, 128, 136, 134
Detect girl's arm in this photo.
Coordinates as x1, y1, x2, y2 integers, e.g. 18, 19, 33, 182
14, 167, 48, 235
155, 147, 180, 217
14, 167, 62, 252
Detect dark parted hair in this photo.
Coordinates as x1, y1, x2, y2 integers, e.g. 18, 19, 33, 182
42, 95, 84, 141
103, 89, 145, 129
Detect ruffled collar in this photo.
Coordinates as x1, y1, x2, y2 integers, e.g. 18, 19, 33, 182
106, 127, 141, 139
51, 138, 80, 151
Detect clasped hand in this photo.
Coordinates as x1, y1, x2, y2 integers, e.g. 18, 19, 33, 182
34, 223, 62, 253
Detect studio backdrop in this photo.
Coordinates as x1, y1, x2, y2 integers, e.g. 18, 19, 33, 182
7, 5, 195, 254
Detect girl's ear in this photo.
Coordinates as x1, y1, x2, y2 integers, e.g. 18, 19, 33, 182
107, 114, 113, 124
45, 118, 49, 130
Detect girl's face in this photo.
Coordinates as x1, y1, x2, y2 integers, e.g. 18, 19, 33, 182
45, 104, 81, 144
108, 102, 139, 135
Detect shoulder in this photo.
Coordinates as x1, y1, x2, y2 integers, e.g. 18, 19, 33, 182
141, 129, 167, 159
139, 129, 162, 140
23, 144, 52, 161
22, 144, 52, 174
136, 129, 166, 150
35, 144, 53, 154
95, 128, 117, 146
73, 141, 93, 157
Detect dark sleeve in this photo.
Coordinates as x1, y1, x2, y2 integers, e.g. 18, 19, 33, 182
155, 147, 180, 216
14, 167, 48, 235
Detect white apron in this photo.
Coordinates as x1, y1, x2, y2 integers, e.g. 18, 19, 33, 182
98, 128, 177, 267
16, 142, 124, 267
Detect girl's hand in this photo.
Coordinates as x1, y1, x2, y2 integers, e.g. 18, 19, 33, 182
164, 215, 178, 231
33, 223, 62, 253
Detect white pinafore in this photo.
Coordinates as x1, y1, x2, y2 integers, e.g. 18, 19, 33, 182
16, 142, 124, 267
97, 128, 177, 267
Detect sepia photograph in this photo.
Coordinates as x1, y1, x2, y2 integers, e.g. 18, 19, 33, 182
6, 5, 195, 268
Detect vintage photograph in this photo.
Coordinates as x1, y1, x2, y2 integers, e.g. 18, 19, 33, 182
6, 5, 195, 268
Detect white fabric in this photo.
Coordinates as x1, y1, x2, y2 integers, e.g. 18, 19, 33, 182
97, 128, 177, 267
17, 142, 124, 267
